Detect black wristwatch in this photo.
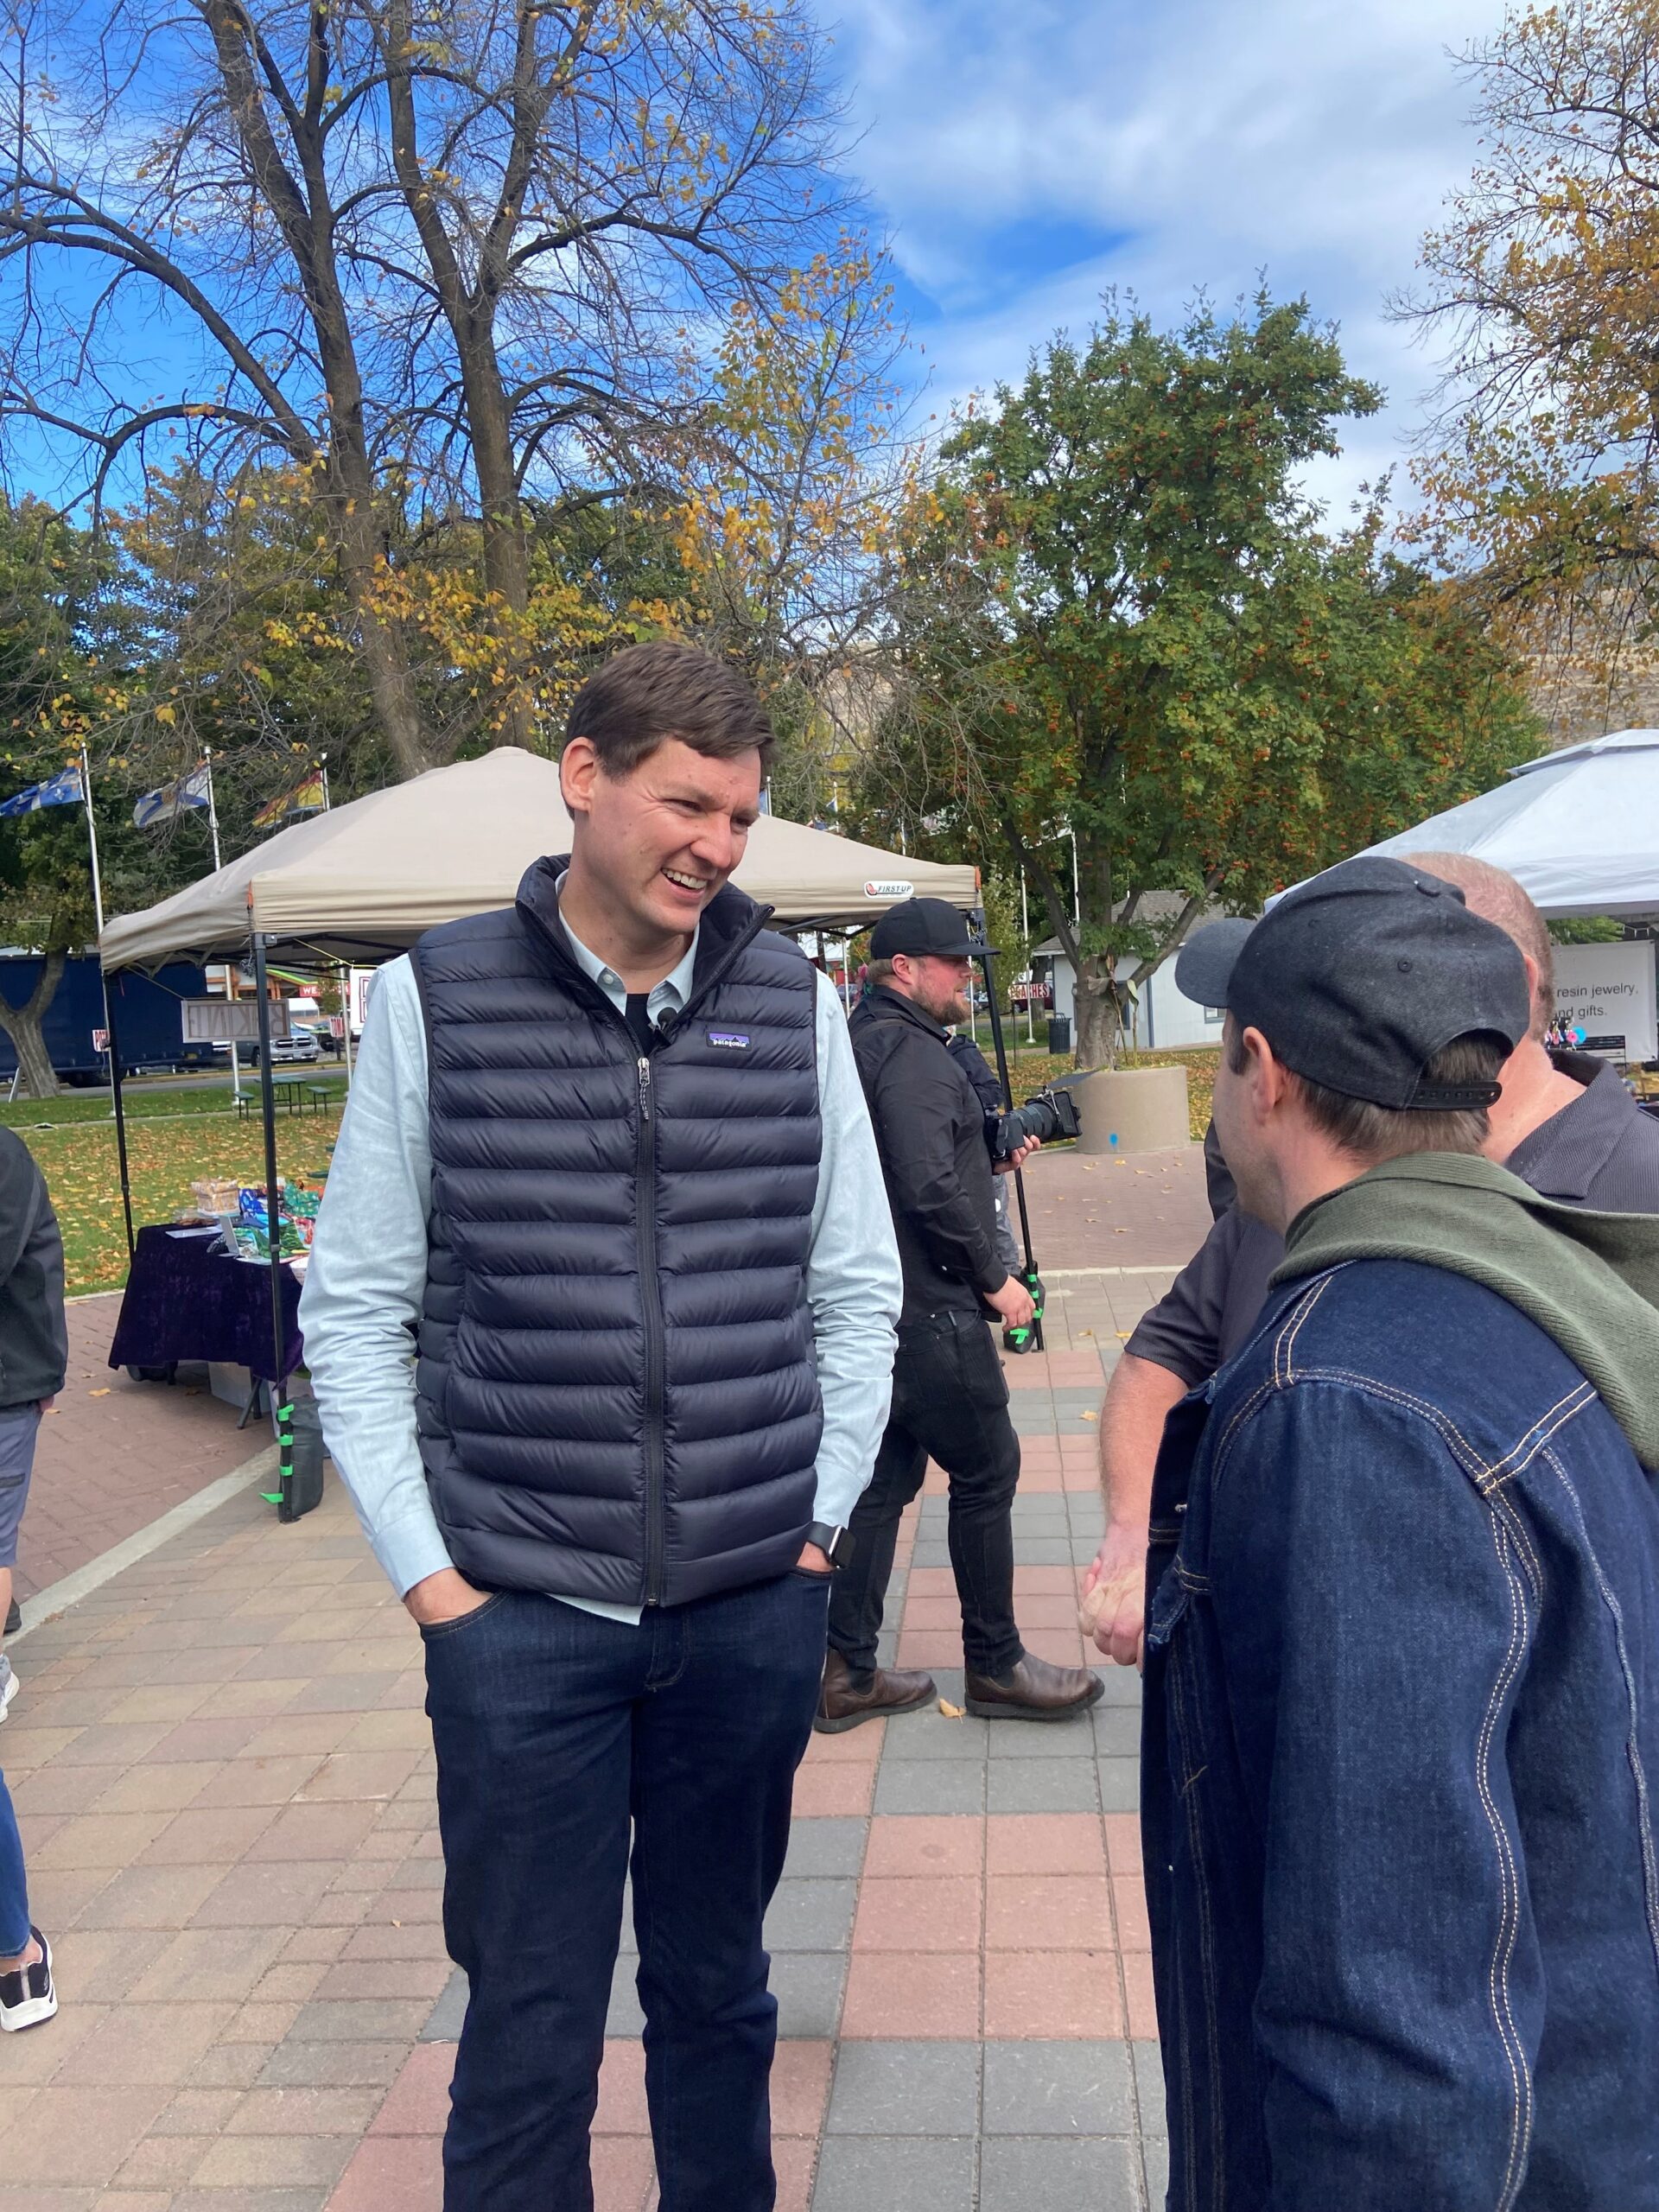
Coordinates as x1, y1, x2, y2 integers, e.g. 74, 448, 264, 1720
804, 1521, 848, 1568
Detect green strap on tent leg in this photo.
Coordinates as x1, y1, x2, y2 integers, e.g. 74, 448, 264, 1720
261, 1398, 295, 1508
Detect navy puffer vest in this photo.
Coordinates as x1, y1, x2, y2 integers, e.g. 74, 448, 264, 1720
411, 859, 823, 1606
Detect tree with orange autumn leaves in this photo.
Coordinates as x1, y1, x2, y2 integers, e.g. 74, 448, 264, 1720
1408, 0, 1659, 687
0, 0, 900, 775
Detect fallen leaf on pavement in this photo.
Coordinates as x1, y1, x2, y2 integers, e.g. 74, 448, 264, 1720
938, 1699, 965, 1719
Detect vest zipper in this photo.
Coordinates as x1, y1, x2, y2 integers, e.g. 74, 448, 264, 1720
636, 1053, 668, 1605
514, 882, 781, 1605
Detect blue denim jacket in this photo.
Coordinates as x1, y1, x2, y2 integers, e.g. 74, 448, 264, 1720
1142, 1257, 1659, 2211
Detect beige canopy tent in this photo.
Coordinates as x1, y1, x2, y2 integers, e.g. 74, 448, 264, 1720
94, 749, 1005, 1495
99, 746, 978, 972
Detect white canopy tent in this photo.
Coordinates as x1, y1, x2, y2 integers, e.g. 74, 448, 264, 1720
1357, 728, 1659, 919
99, 745, 978, 972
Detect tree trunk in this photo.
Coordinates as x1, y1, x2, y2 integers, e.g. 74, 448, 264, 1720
333, 509, 434, 779
1074, 953, 1123, 1070
1074, 798, 1125, 1070
466, 358, 536, 752
0, 947, 67, 1098
202, 0, 436, 780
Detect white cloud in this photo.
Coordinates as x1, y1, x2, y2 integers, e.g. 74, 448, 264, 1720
824, 0, 1511, 517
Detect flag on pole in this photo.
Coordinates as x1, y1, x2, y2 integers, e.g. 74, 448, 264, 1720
252, 772, 326, 830
132, 761, 212, 828
0, 762, 85, 816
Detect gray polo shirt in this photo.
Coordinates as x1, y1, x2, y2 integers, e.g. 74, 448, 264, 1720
1127, 1054, 1659, 1388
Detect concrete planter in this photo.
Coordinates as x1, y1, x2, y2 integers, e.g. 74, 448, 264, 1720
1074, 1065, 1191, 1155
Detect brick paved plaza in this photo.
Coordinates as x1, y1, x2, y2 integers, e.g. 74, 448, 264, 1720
0, 1146, 1192, 2209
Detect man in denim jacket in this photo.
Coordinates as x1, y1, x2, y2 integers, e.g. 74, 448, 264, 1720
1142, 855, 1659, 2210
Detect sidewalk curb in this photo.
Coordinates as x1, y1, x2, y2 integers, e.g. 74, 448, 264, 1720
1046, 1265, 1185, 1279
9, 1442, 279, 1644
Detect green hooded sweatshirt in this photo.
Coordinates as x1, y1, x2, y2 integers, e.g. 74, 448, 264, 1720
1272, 1151, 1659, 1471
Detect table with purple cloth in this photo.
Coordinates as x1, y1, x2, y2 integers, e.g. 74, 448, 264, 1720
107, 1224, 304, 1382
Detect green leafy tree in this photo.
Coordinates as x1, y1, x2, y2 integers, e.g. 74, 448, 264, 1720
0, 494, 210, 1092
869, 296, 1541, 1064
0, 499, 118, 1095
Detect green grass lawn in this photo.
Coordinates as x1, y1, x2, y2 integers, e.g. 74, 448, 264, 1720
12, 1081, 346, 1295
0, 1071, 349, 1129
12, 1044, 1218, 1299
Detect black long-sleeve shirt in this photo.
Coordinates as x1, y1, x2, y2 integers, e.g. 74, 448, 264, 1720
849, 988, 1005, 1323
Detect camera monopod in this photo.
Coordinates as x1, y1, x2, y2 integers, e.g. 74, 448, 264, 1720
972, 910, 1045, 1355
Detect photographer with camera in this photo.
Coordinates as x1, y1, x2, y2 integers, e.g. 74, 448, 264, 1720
817, 899, 1104, 1730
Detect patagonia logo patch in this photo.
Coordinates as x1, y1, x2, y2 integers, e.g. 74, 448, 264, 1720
707, 1029, 751, 1050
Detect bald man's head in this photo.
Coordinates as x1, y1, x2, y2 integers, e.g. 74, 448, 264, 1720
1400, 851, 1554, 1041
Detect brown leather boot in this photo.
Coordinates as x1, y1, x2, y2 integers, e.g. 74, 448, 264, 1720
815, 1649, 937, 1733
964, 1651, 1105, 1722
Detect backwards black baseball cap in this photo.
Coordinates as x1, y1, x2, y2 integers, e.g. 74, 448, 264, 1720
1174, 855, 1531, 1110
869, 897, 992, 961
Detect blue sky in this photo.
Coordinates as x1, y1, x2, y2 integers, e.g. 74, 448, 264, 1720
823, 0, 1510, 522
6, 0, 1507, 532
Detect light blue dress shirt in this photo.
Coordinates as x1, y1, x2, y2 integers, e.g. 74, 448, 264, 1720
299, 914, 901, 1624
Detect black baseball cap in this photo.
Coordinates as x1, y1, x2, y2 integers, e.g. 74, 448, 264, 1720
869, 897, 992, 961
1173, 855, 1531, 1110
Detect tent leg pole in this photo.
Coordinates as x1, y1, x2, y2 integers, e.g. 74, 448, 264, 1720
976, 910, 1043, 1353
105, 977, 135, 1263
338, 960, 353, 1089
251, 937, 290, 1515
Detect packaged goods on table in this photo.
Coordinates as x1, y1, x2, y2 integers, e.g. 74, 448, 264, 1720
220, 1182, 317, 1262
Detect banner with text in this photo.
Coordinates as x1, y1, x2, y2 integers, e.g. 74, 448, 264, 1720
1553, 942, 1657, 1062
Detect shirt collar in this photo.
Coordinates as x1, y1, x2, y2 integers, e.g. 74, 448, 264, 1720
869, 983, 947, 1040
1503, 1051, 1629, 1202
554, 870, 698, 1010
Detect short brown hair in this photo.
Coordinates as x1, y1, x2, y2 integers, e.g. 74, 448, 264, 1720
563, 641, 774, 776
1401, 850, 1554, 1040
1224, 1015, 1501, 1160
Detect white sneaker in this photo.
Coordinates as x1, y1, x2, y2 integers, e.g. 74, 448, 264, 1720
0, 1929, 55, 2032
0, 1654, 16, 1721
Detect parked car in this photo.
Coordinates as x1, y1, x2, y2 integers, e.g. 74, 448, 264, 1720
235, 1028, 322, 1067
268, 1028, 322, 1065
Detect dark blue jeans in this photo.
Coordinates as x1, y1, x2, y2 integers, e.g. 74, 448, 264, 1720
0, 1765, 28, 1957
423, 1569, 830, 2211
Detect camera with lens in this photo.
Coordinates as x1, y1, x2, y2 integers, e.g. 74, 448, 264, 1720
987, 1083, 1082, 1161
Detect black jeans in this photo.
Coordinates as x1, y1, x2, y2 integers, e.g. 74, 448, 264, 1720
423, 1571, 830, 2211
828, 1309, 1023, 1678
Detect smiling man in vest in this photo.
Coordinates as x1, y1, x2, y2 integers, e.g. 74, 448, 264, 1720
301, 642, 900, 2211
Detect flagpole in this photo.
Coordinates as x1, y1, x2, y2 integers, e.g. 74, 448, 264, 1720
204, 748, 223, 873
80, 745, 105, 937
81, 749, 125, 1172
315, 756, 348, 1087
